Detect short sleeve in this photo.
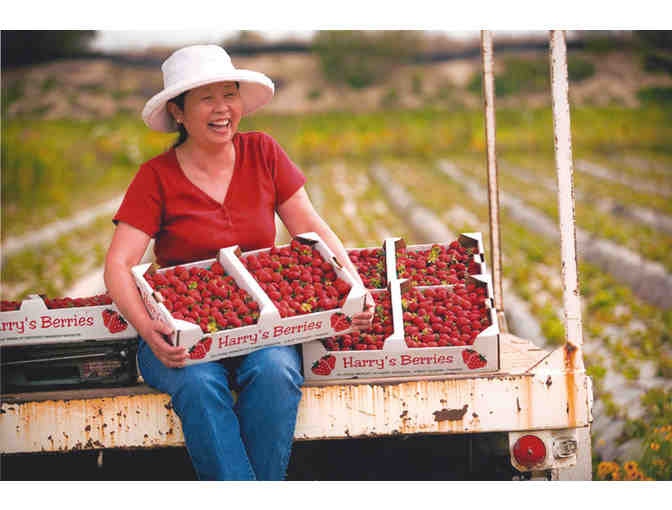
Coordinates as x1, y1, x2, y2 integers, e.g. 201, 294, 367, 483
112, 162, 163, 237
262, 133, 306, 207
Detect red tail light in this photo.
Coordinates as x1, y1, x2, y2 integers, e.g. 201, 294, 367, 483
513, 434, 547, 468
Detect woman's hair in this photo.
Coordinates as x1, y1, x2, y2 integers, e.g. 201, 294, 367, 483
168, 82, 240, 149
168, 92, 188, 149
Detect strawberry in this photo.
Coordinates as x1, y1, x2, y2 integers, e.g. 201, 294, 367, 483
321, 291, 392, 352
1, 300, 21, 311
347, 248, 387, 289
143, 262, 260, 335
330, 312, 352, 332
311, 358, 332, 376
463, 350, 487, 369
462, 349, 478, 364
396, 239, 482, 287
241, 237, 351, 319
102, 308, 115, 328
402, 284, 490, 349
324, 354, 336, 370
188, 342, 207, 360
107, 313, 128, 334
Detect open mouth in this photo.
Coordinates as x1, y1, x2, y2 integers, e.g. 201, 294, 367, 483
208, 120, 231, 130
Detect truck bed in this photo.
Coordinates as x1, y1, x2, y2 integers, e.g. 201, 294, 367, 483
0, 334, 592, 454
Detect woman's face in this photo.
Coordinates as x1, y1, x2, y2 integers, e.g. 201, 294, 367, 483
172, 81, 243, 147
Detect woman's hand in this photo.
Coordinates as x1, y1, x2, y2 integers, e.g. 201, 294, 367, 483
140, 319, 188, 368
350, 309, 374, 331
350, 294, 374, 331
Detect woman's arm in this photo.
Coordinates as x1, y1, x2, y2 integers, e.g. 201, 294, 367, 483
277, 187, 373, 328
104, 222, 187, 368
277, 187, 364, 285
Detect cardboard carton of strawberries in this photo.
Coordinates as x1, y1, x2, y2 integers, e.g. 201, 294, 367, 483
391, 233, 487, 286
132, 232, 368, 364
0, 293, 137, 346
346, 242, 392, 290
303, 274, 499, 381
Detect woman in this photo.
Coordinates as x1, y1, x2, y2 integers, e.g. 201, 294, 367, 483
104, 45, 372, 481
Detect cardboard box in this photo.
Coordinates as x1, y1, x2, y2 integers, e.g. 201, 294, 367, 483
347, 242, 391, 290
0, 295, 137, 346
132, 232, 368, 364
390, 232, 487, 284
302, 275, 500, 381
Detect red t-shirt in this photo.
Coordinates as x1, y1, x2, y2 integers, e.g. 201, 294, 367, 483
113, 131, 306, 267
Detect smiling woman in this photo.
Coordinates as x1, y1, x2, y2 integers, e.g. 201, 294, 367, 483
102, 45, 372, 481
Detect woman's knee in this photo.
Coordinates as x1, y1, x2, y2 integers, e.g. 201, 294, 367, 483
238, 346, 304, 389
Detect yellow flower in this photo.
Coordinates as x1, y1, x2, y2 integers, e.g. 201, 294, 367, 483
665, 432, 672, 441
624, 461, 638, 473
597, 461, 620, 478
650, 442, 661, 451
652, 459, 665, 467
611, 471, 622, 481
597, 461, 619, 479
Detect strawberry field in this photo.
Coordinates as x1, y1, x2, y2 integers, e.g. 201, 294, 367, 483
2, 103, 672, 479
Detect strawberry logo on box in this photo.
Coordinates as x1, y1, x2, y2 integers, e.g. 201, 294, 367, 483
102, 309, 128, 334
188, 336, 213, 360
330, 312, 351, 332
311, 354, 336, 376
462, 349, 487, 369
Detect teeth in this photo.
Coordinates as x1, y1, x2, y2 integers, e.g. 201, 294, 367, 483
210, 120, 230, 127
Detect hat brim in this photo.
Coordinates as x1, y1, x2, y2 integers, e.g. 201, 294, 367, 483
142, 69, 274, 133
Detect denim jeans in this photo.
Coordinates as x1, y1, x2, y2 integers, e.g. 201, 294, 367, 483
138, 340, 304, 480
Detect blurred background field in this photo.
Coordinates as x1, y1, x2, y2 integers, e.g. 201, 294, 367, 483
1, 29, 672, 480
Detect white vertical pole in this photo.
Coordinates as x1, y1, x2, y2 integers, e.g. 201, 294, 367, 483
549, 30, 584, 355
481, 30, 507, 333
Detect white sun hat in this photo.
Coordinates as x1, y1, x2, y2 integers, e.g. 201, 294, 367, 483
142, 44, 275, 132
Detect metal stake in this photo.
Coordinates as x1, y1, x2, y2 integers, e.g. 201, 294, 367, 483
549, 30, 584, 361
480, 30, 507, 332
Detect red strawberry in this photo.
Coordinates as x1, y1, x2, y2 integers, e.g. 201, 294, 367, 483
468, 353, 487, 369
311, 358, 332, 376
107, 313, 128, 333
324, 354, 336, 370
188, 342, 207, 360
330, 312, 351, 332
462, 349, 477, 364
201, 336, 213, 353
462, 349, 486, 369
102, 308, 115, 328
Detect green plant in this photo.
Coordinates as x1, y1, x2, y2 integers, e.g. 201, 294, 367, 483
634, 31, 672, 75
311, 31, 424, 89
468, 56, 595, 98
1, 30, 97, 66
637, 86, 672, 106
567, 56, 596, 82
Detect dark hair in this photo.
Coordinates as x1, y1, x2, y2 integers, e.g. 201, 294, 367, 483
168, 92, 188, 149
167, 82, 241, 149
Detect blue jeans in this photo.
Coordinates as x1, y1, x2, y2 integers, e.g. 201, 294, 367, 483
138, 340, 304, 480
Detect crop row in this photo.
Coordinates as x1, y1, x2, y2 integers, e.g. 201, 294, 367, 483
503, 152, 672, 217
2, 215, 114, 301
450, 153, 672, 274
